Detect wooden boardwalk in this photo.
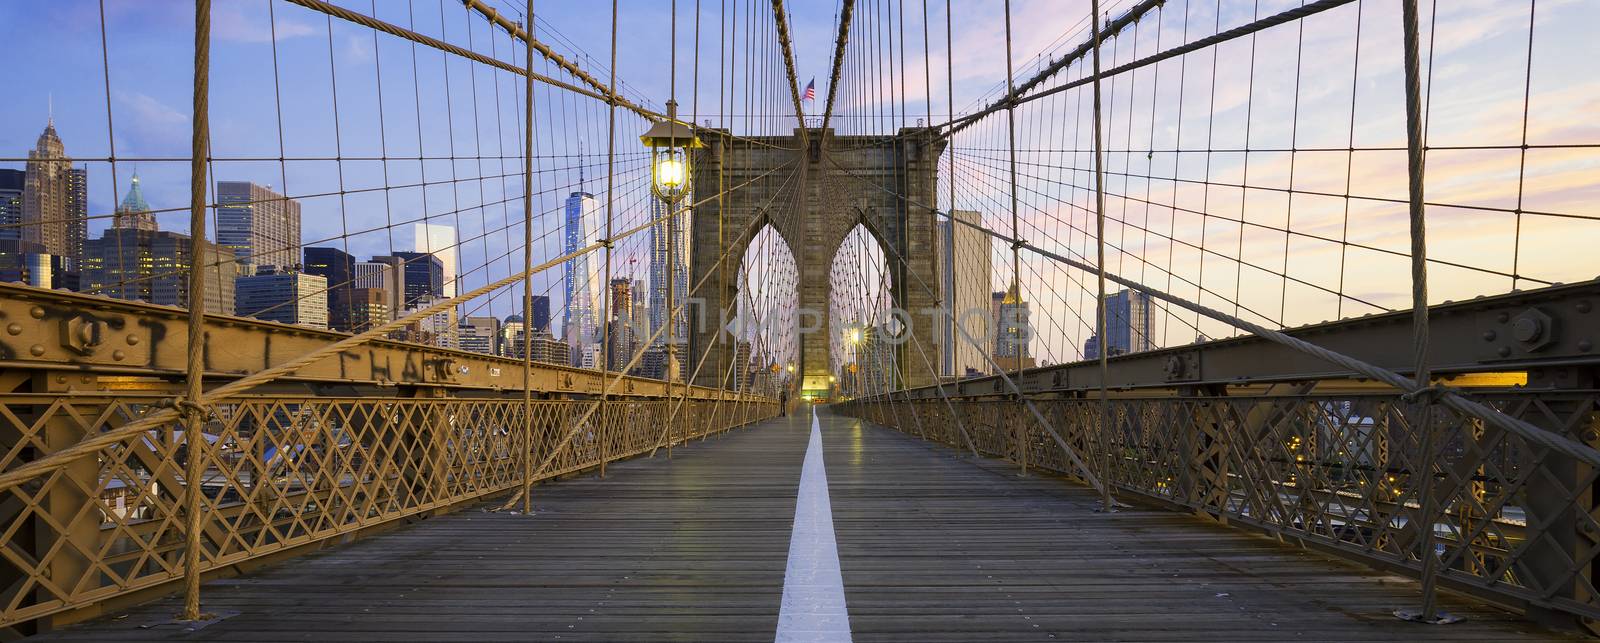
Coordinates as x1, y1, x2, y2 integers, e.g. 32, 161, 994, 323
41, 408, 1573, 641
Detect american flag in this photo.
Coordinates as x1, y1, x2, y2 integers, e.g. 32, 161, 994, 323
803, 78, 816, 101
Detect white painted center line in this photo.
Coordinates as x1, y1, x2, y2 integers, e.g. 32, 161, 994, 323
775, 409, 852, 642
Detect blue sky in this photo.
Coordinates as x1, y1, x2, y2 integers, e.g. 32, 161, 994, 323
0, 0, 1042, 329
1, 0, 1596, 365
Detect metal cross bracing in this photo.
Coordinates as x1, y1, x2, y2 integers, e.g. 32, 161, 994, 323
0, 0, 799, 633
819, 0, 1600, 632
812, 0, 1600, 633
1, 0, 1599, 637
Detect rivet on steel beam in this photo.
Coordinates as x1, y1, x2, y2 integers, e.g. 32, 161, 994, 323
5, 323, 20, 335
29, 344, 44, 357
127, 335, 140, 345
1480, 330, 1495, 342
29, 306, 44, 319
1512, 317, 1542, 343
1578, 300, 1593, 314
1579, 339, 1593, 353
113, 350, 126, 361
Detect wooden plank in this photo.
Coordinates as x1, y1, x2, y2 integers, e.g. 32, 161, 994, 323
36, 409, 1577, 640
820, 409, 1574, 641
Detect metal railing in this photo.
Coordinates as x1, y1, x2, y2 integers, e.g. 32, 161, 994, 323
0, 388, 773, 628
842, 357, 1600, 624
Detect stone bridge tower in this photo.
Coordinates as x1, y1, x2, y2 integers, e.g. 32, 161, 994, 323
688, 127, 946, 396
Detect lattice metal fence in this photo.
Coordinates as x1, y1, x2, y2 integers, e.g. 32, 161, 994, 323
0, 392, 775, 626
843, 387, 1600, 621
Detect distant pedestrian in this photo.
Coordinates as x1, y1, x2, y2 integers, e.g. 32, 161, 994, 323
779, 390, 789, 417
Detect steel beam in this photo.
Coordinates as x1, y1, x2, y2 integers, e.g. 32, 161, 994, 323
0, 283, 762, 401
900, 279, 1600, 399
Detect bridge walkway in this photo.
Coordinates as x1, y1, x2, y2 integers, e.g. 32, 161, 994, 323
39, 409, 1571, 641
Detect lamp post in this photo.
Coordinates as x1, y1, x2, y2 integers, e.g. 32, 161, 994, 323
642, 100, 700, 202
641, 101, 701, 451
639, 100, 701, 384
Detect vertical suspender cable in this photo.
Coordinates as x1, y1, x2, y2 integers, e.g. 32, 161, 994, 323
1001, 0, 1027, 476
1398, 0, 1447, 625
599, 0, 620, 478
679, 0, 701, 449
520, 2, 538, 514
181, 0, 213, 623
1088, 0, 1117, 512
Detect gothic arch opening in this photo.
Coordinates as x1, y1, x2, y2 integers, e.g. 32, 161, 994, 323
731, 224, 798, 396
828, 222, 897, 399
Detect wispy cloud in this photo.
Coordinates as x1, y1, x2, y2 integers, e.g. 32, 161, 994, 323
213, 1, 316, 43
343, 33, 373, 64
114, 90, 189, 153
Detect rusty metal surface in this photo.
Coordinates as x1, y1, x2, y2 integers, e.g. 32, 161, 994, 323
0, 283, 761, 400
0, 388, 778, 628
903, 278, 1600, 398
842, 380, 1600, 625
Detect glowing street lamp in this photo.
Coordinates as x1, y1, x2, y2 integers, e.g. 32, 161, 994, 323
639, 100, 701, 384
639, 100, 702, 205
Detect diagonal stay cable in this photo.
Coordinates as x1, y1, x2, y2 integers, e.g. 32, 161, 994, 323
501, 156, 807, 507
820, 154, 1106, 494
0, 160, 795, 493
827, 154, 1600, 471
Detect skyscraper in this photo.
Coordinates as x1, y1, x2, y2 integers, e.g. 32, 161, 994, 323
412, 223, 457, 298
530, 294, 551, 334
605, 277, 635, 371
993, 281, 1033, 372
216, 181, 302, 269
732, 339, 754, 391
0, 170, 31, 279
83, 228, 236, 314
100, 173, 162, 288
854, 324, 896, 395
393, 295, 453, 348
528, 332, 572, 366
563, 190, 599, 352
113, 173, 158, 232
303, 247, 355, 331
647, 198, 688, 345
989, 289, 1004, 367
632, 277, 649, 341
1090, 289, 1152, 358
235, 267, 328, 329
22, 119, 87, 270
501, 315, 525, 358
458, 316, 501, 355
355, 258, 406, 321
578, 344, 602, 370
348, 287, 389, 332
380, 252, 444, 309
0, 252, 74, 290
383, 252, 452, 347
937, 209, 988, 378
0, 169, 24, 243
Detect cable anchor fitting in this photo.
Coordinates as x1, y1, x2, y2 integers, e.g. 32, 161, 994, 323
159, 396, 213, 421
1400, 384, 1457, 405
